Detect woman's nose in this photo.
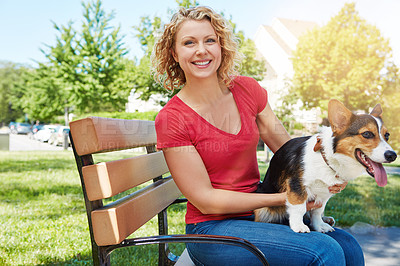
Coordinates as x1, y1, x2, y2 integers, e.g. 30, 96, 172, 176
196, 43, 207, 55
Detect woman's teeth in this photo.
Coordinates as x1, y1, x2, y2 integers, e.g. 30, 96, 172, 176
193, 61, 210, 65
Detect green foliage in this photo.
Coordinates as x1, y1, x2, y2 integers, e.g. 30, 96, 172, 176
289, 2, 400, 151
17, 21, 79, 121
17, 0, 132, 121
290, 2, 397, 113
273, 83, 300, 134
17, 64, 66, 121
132, 16, 167, 104
380, 63, 400, 151
71, 110, 158, 121
236, 31, 266, 81
175, 0, 200, 9
72, 0, 130, 113
0, 61, 28, 124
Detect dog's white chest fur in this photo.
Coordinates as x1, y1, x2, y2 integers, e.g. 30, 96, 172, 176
302, 127, 365, 202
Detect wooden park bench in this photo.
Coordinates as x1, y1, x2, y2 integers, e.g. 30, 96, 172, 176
70, 116, 269, 265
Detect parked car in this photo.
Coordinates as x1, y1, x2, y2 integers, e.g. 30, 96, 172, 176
34, 125, 58, 142
10, 122, 31, 134
29, 124, 45, 139
48, 126, 70, 146
32, 124, 44, 134
8, 122, 16, 132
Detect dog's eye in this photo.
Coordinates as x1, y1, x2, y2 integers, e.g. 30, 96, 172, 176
384, 132, 390, 141
361, 131, 375, 139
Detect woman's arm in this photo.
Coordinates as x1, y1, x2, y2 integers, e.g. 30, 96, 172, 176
256, 102, 291, 153
163, 145, 287, 215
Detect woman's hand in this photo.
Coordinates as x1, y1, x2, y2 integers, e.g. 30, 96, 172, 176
306, 201, 323, 211
329, 181, 348, 194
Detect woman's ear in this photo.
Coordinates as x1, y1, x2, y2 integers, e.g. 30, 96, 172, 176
171, 48, 178, 62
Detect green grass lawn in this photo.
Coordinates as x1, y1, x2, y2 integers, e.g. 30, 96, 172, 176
0, 151, 399, 265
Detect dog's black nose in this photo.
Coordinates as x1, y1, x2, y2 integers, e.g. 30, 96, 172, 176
385, 150, 397, 162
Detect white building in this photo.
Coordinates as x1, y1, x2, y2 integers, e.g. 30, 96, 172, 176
125, 90, 166, 113
254, 18, 322, 134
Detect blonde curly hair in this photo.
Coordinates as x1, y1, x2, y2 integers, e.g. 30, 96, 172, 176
151, 6, 242, 92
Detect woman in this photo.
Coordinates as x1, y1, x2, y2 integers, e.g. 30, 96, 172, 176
152, 6, 364, 266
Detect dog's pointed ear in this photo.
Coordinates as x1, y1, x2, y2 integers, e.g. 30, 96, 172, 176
328, 99, 353, 135
370, 104, 382, 118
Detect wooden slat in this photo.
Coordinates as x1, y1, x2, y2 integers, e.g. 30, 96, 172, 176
91, 177, 182, 246
82, 151, 169, 201
69, 117, 157, 156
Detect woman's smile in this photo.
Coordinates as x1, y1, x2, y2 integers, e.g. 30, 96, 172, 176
192, 60, 212, 67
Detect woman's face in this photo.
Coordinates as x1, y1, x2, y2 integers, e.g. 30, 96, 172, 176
172, 19, 222, 82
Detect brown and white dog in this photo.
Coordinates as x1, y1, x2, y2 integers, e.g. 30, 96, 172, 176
255, 99, 397, 233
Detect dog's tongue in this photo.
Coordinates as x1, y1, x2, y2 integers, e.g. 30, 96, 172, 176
367, 158, 387, 187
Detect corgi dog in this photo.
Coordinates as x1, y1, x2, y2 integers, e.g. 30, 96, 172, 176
255, 99, 397, 233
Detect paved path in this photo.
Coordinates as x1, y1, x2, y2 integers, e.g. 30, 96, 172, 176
8, 133, 67, 151
343, 225, 400, 266
345, 164, 400, 266
385, 166, 400, 176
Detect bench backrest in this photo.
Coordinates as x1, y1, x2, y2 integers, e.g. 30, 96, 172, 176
70, 117, 182, 262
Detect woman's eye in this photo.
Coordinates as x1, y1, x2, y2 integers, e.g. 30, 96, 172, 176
206, 38, 216, 43
184, 41, 194, 46
361, 131, 375, 139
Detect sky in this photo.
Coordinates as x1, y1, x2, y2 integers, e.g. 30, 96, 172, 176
1, 0, 399, 67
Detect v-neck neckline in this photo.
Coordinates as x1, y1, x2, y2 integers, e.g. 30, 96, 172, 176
175, 87, 243, 136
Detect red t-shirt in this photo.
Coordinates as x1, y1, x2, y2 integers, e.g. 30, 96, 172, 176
155, 76, 268, 224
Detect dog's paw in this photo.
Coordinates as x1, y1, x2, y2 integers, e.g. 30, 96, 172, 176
322, 216, 335, 226
290, 223, 311, 233
313, 222, 335, 233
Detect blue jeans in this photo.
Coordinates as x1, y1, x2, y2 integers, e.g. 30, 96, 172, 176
186, 215, 364, 266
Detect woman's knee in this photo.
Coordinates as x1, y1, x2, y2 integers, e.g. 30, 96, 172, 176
326, 229, 365, 266
308, 240, 346, 266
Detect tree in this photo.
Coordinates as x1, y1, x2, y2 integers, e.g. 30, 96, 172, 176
290, 2, 397, 113
236, 30, 266, 82
132, 0, 265, 104
0, 61, 27, 124
73, 0, 130, 113
380, 63, 400, 150
131, 16, 166, 104
176, 0, 200, 8
19, 0, 131, 121
17, 22, 77, 121
17, 64, 66, 121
